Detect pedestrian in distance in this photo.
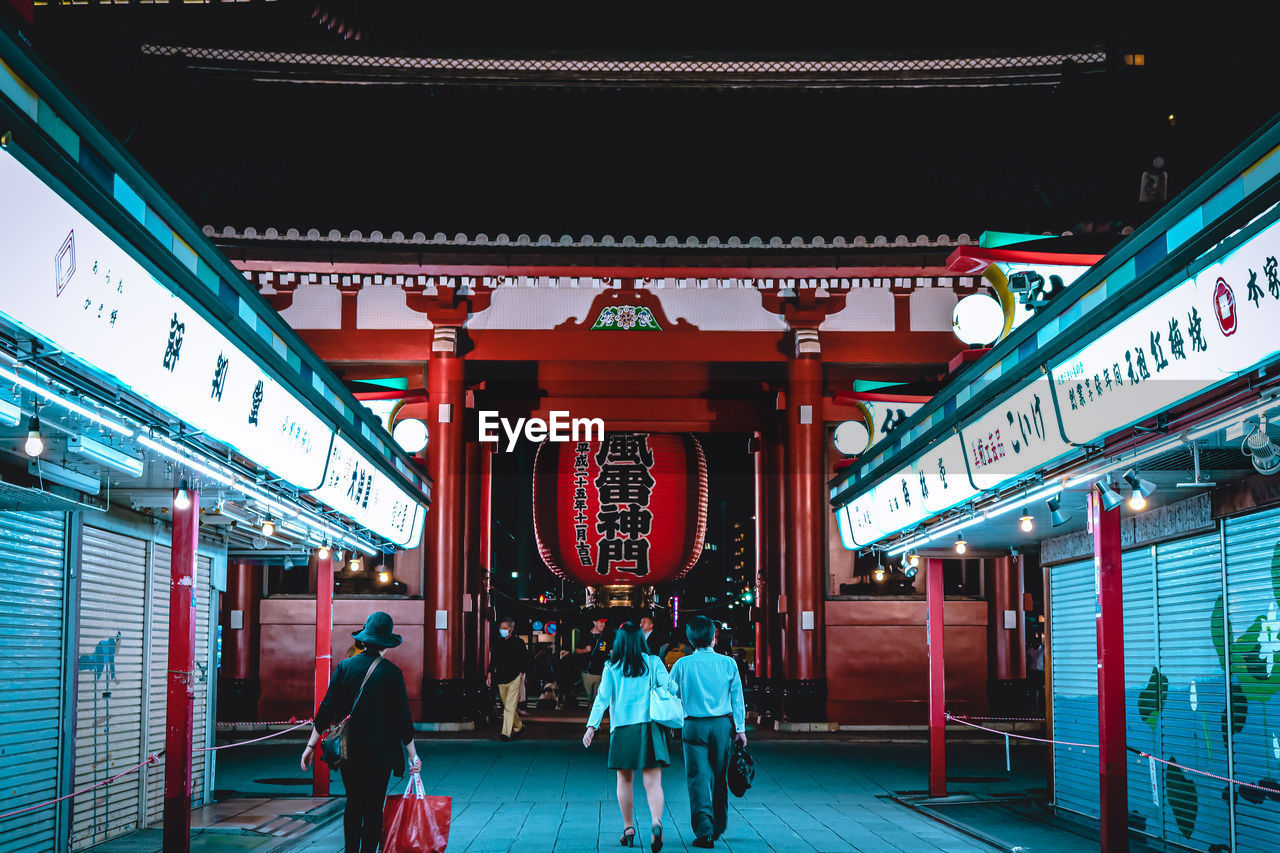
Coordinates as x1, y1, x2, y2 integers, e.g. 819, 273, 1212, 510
487, 617, 531, 741
301, 611, 421, 853
578, 615, 611, 709
669, 615, 747, 849
640, 614, 660, 655
582, 622, 673, 851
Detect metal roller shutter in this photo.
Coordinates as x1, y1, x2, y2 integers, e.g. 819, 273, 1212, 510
1223, 507, 1280, 853
193, 554, 211, 805
1153, 533, 1232, 850
1120, 547, 1159, 842
71, 527, 148, 850
1050, 557, 1099, 818
0, 512, 68, 853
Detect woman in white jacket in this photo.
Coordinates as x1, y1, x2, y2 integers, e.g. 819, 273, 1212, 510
583, 621, 674, 851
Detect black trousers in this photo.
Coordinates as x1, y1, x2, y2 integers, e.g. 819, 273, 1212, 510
682, 715, 733, 840
339, 762, 392, 852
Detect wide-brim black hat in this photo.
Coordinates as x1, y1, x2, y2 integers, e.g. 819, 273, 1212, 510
353, 611, 402, 648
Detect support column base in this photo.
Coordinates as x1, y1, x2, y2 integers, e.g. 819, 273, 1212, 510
421, 677, 487, 722
782, 677, 828, 722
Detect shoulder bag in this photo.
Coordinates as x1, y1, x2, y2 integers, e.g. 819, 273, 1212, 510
322, 656, 381, 768
648, 657, 684, 730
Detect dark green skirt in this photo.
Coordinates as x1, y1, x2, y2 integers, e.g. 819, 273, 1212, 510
607, 721, 671, 770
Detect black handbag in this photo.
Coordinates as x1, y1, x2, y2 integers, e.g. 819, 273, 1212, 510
728, 740, 754, 797
321, 657, 381, 768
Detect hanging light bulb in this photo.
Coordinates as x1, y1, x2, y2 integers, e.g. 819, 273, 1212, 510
318, 544, 331, 560
955, 533, 968, 555
872, 567, 886, 583
24, 416, 44, 457
377, 570, 391, 584
1123, 468, 1156, 511
907, 552, 920, 569
261, 516, 275, 537
349, 556, 362, 572
173, 480, 191, 511
1019, 508, 1034, 533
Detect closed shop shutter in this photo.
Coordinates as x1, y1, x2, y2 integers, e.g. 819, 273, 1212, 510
1152, 533, 1232, 850
1049, 557, 1099, 818
146, 546, 214, 823
1119, 547, 1159, 841
71, 527, 148, 850
1223, 507, 1280, 853
0, 512, 68, 853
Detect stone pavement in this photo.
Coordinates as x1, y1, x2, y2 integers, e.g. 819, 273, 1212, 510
225, 732, 1065, 853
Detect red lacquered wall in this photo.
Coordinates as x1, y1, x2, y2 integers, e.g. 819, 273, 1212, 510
258, 599, 426, 721
824, 598, 988, 724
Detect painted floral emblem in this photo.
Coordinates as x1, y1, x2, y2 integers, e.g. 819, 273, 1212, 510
592, 304, 661, 331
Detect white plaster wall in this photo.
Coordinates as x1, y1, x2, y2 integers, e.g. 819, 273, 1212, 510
819, 289, 895, 332
466, 287, 601, 330
278, 284, 341, 330
910, 287, 959, 332
654, 288, 789, 331
357, 286, 433, 329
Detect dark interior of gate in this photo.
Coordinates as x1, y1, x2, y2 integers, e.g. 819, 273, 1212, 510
7, 4, 1280, 852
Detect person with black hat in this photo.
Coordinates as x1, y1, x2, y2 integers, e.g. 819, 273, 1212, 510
301, 611, 421, 853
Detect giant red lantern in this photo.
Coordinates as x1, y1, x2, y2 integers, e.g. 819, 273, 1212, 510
533, 433, 708, 594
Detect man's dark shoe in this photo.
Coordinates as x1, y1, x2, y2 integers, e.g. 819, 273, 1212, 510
692, 837, 714, 849
499, 734, 510, 742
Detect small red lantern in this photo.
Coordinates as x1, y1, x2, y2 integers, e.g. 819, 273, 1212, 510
533, 433, 708, 600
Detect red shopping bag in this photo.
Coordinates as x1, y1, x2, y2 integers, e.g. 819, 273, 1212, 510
381, 773, 451, 853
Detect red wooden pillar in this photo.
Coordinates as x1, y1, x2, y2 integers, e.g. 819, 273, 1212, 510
767, 426, 787, 711
1093, 490, 1128, 852
463, 439, 481, 683
927, 556, 946, 798
784, 343, 825, 719
312, 550, 333, 796
221, 560, 260, 721
751, 432, 768, 682
424, 331, 467, 716
478, 442, 494, 686
163, 486, 199, 852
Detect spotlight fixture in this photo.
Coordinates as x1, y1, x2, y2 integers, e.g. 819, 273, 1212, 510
1096, 479, 1125, 512
907, 551, 920, 569
1123, 468, 1156, 511
24, 415, 44, 457
955, 533, 968, 555
173, 480, 191, 511
1047, 495, 1070, 527
872, 567, 886, 583
1242, 416, 1280, 475
261, 516, 276, 537
349, 557, 362, 572
1019, 508, 1034, 533
903, 564, 918, 579
318, 544, 331, 560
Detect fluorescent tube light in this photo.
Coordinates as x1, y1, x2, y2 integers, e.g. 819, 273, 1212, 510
68, 434, 145, 477
29, 459, 100, 494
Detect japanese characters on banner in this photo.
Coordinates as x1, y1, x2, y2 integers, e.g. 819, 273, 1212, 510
0, 150, 331, 489
1051, 215, 1280, 444
311, 435, 426, 548
532, 433, 708, 588
861, 435, 977, 543
961, 375, 1072, 489
862, 399, 925, 453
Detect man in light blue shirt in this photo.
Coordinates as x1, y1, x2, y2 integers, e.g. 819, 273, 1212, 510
669, 615, 747, 848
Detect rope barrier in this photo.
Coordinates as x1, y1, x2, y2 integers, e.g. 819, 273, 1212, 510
1129, 749, 1280, 795
0, 754, 162, 822
0, 720, 315, 823
946, 712, 1280, 796
197, 720, 313, 752
950, 715, 1046, 723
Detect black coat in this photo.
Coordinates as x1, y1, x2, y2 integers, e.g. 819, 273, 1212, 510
314, 650, 414, 776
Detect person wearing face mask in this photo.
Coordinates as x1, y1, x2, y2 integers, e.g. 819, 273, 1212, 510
487, 618, 530, 742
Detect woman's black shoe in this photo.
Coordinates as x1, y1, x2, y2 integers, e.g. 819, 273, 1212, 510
619, 826, 636, 847
651, 823, 663, 852
692, 837, 714, 848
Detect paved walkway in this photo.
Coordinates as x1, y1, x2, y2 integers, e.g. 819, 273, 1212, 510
217, 733, 1052, 852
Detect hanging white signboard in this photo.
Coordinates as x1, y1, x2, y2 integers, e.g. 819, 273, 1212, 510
0, 151, 333, 489
312, 434, 426, 548
1051, 215, 1280, 444
959, 375, 1073, 489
